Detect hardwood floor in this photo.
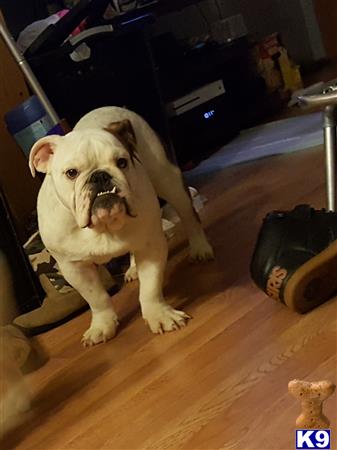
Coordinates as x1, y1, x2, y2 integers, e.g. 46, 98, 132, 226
3, 145, 337, 450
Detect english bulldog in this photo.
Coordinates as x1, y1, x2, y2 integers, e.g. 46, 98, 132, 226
29, 107, 214, 346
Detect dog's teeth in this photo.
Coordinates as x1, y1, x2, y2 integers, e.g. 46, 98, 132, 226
96, 187, 118, 198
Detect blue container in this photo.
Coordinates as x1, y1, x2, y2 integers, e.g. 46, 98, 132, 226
4, 96, 62, 158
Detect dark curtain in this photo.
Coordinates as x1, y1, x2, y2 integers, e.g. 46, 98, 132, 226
0, 188, 43, 314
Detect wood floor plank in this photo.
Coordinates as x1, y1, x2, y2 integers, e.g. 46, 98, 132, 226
2, 145, 336, 450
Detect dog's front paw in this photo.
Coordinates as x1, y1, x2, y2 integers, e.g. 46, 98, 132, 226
189, 236, 214, 262
124, 264, 138, 283
82, 309, 119, 347
143, 304, 191, 334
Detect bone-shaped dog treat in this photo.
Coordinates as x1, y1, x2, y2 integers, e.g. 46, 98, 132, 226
288, 379, 336, 429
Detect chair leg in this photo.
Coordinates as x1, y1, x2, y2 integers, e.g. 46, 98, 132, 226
323, 106, 337, 211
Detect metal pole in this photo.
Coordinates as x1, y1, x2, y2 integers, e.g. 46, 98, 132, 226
323, 105, 337, 211
0, 23, 60, 126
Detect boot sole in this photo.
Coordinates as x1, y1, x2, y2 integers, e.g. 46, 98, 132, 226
284, 240, 337, 313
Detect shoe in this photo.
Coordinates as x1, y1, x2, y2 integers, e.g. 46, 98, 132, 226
13, 269, 120, 336
250, 204, 337, 313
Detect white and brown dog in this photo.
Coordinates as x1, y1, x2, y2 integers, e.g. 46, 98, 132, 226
29, 107, 214, 346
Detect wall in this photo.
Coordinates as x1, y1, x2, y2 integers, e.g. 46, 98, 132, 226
314, 0, 337, 58
152, 0, 326, 65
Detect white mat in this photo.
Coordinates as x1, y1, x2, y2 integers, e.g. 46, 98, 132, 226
185, 111, 324, 182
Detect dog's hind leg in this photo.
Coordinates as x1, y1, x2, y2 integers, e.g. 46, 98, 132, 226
150, 163, 214, 261
58, 260, 119, 346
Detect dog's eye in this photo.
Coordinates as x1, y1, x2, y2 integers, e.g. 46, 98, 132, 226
66, 169, 79, 180
116, 158, 128, 169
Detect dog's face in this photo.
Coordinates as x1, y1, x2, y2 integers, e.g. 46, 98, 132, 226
29, 120, 139, 232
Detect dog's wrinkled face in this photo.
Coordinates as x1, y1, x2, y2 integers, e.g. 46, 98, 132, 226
29, 120, 139, 232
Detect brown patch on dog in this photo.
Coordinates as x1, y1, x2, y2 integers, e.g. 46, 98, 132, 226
104, 120, 140, 163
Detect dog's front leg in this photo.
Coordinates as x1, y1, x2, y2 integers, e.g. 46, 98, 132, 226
135, 233, 190, 334
124, 253, 138, 282
58, 261, 118, 346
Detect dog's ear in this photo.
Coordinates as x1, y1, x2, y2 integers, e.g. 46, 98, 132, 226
29, 135, 61, 177
104, 120, 139, 163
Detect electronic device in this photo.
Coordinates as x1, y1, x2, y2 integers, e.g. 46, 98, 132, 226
166, 80, 240, 166
166, 80, 225, 117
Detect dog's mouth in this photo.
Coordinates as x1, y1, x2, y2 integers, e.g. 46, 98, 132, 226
96, 186, 119, 198
87, 186, 134, 230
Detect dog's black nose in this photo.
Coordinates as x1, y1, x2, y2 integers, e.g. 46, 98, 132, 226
89, 170, 112, 185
